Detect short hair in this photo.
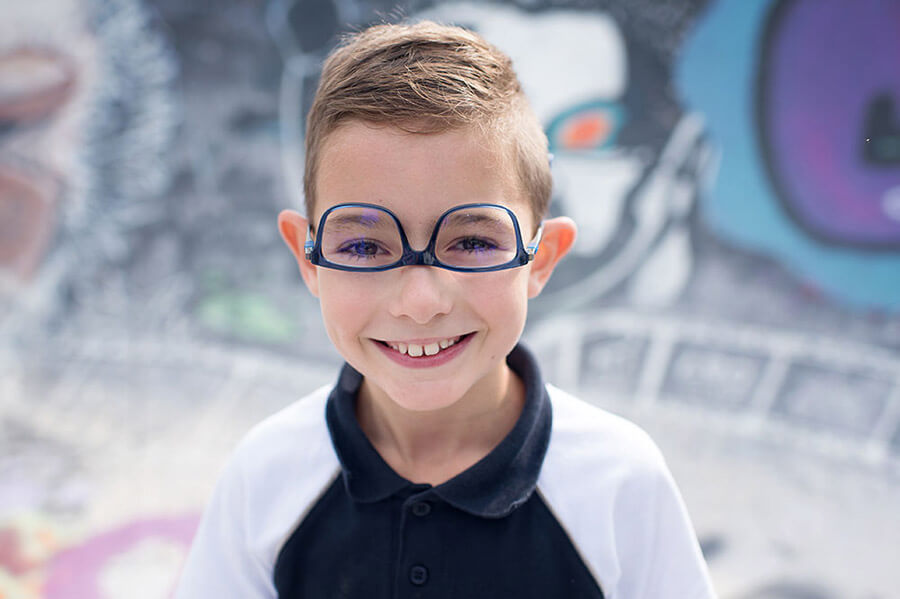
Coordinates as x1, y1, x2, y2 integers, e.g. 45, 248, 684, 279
303, 21, 551, 226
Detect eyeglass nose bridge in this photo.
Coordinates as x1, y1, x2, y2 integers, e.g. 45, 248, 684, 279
404, 250, 436, 266
397, 235, 440, 267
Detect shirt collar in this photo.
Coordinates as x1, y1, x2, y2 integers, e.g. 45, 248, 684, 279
325, 343, 552, 519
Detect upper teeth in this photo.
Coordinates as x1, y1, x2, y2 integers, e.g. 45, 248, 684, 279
388, 336, 461, 357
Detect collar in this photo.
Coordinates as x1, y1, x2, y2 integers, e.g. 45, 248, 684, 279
325, 343, 552, 519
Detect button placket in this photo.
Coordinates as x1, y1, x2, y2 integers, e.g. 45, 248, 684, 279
397, 492, 437, 595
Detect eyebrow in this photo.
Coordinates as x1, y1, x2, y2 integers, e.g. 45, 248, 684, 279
442, 211, 510, 231
324, 211, 395, 231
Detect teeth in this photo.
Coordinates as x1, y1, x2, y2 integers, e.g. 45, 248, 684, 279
386, 336, 462, 357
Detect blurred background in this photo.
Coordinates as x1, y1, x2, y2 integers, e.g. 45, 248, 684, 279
1, 0, 898, 597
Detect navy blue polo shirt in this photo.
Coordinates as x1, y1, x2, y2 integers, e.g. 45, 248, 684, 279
176, 345, 716, 599
273, 345, 603, 598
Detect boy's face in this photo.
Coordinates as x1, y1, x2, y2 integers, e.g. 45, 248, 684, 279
280, 121, 574, 412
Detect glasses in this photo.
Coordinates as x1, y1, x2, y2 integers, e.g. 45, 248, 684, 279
305, 203, 543, 272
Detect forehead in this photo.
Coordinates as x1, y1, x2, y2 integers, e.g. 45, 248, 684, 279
313, 121, 532, 231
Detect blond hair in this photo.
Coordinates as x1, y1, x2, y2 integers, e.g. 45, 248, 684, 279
303, 21, 551, 225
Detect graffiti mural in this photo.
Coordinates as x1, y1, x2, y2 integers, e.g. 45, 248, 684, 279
678, 0, 900, 309
1, 0, 899, 597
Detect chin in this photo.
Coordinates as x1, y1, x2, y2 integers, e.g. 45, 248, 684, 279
380, 383, 466, 413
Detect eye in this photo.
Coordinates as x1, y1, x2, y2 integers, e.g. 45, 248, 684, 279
546, 100, 625, 153
337, 239, 383, 259
563, 112, 612, 149
452, 237, 498, 252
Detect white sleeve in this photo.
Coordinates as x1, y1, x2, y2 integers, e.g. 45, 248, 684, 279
610, 457, 716, 599
173, 455, 276, 599
540, 385, 716, 599
173, 386, 338, 598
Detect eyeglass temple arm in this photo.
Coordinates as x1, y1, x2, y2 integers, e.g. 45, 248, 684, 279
525, 223, 544, 261
304, 225, 315, 259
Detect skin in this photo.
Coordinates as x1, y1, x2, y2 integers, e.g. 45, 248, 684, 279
279, 121, 576, 484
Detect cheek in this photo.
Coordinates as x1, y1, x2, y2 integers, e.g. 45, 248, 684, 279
466, 271, 530, 327
316, 275, 380, 338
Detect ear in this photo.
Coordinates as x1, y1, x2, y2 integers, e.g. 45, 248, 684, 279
278, 209, 319, 297
527, 216, 577, 299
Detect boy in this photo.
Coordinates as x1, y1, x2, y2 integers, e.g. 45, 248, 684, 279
175, 21, 715, 599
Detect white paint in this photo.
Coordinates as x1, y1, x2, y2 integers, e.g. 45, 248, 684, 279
416, 4, 627, 117
553, 152, 645, 254
628, 224, 693, 307
99, 537, 187, 599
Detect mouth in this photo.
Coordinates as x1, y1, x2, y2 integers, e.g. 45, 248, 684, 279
372, 333, 475, 366
381, 335, 461, 357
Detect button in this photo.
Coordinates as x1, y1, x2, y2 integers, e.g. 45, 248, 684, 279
411, 501, 431, 517
409, 564, 429, 586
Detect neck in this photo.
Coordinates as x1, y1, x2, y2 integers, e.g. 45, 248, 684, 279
356, 364, 525, 485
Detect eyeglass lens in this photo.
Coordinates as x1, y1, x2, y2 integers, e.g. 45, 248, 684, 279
318, 205, 520, 269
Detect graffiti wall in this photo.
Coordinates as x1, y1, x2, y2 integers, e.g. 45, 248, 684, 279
0, 0, 898, 597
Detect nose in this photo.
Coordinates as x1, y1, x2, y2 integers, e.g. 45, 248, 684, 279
387, 266, 454, 324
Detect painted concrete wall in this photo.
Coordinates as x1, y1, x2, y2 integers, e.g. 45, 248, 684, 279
1, 0, 898, 597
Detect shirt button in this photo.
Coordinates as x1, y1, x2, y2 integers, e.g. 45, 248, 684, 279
411, 501, 431, 517
409, 564, 429, 586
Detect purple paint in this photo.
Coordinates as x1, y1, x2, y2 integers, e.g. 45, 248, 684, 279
43, 514, 199, 599
762, 0, 900, 244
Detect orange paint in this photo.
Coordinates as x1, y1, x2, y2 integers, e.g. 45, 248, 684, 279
561, 113, 611, 149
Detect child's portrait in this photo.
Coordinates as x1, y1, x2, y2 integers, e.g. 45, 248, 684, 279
1, 2, 898, 598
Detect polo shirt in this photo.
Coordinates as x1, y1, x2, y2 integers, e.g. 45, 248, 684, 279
175, 345, 715, 599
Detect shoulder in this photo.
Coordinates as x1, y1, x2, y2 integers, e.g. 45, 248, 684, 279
232, 383, 335, 474
538, 385, 715, 599
539, 383, 671, 538
215, 387, 339, 561
176, 384, 342, 597
544, 383, 666, 475
219, 380, 340, 510
226, 383, 340, 526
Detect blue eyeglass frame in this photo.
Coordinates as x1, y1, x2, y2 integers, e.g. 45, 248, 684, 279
304, 202, 544, 273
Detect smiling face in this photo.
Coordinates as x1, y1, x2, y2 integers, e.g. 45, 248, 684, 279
280, 121, 573, 413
